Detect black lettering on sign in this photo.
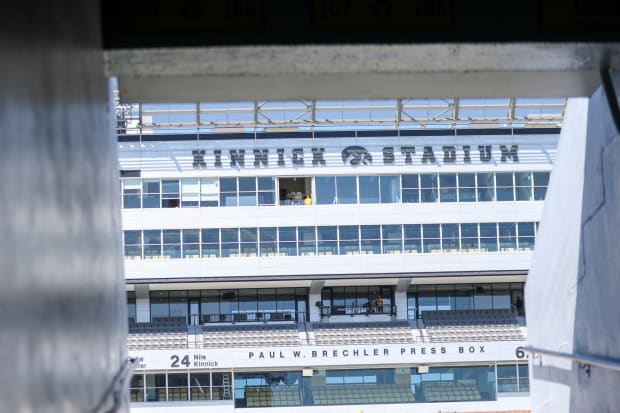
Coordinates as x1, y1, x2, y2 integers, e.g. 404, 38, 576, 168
516, 346, 527, 359
192, 149, 207, 169
170, 354, 191, 367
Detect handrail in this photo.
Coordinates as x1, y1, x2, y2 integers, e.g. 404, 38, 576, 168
523, 345, 620, 373
90, 356, 138, 413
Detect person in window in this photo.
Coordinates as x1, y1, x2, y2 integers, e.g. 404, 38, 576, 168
377, 295, 384, 313
304, 193, 312, 205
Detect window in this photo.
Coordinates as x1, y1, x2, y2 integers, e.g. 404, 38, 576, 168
181, 178, 200, 207
240, 228, 258, 255
518, 222, 536, 250
142, 180, 160, 208
257, 177, 276, 205
124, 230, 142, 259
495, 173, 514, 201
420, 174, 438, 202
441, 224, 459, 252
143, 230, 161, 259
220, 178, 238, 207
422, 224, 441, 253
298, 227, 316, 255
315, 176, 336, 204
221, 228, 239, 257
200, 178, 219, 207
278, 227, 297, 256
201, 229, 220, 257
317, 226, 337, 255
476, 173, 494, 202
238, 177, 256, 206
404, 224, 422, 253
359, 176, 380, 204
123, 179, 141, 208
458, 173, 476, 202
360, 225, 381, 254
182, 229, 200, 258
515, 172, 533, 201
336, 176, 357, 204
498, 223, 517, 251
259, 227, 277, 256
439, 174, 457, 202
460, 223, 479, 251
401, 174, 419, 203
163, 229, 181, 258
339, 225, 359, 255
382, 225, 402, 254
161, 179, 180, 208
533, 171, 550, 200
479, 223, 498, 252
380, 175, 400, 203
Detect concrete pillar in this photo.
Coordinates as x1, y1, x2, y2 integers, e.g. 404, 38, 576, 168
527, 77, 620, 412
309, 280, 325, 322
0, 1, 127, 412
135, 285, 151, 323
395, 278, 412, 320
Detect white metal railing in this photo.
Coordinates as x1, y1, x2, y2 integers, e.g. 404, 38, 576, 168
115, 97, 566, 135
524, 345, 620, 375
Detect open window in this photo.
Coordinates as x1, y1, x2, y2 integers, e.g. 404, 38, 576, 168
277, 177, 312, 205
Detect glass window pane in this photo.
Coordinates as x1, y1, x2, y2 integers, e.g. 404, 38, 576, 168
238, 193, 256, 206
163, 229, 180, 244
420, 174, 438, 202
162, 179, 179, 193
202, 229, 219, 243
240, 228, 257, 243
439, 173, 457, 202
336, 176, 357, 204
458, 173, 476, 202
380, 175, 400, 203
258, 191, 275, 205
221, 228, 238, 243
125, 230, 142, 245
477, 173, 495, 202
442, 224, 459, 251
404, 224, 421, 239
359, 176, 380, 204
402, 174, 419, 188
260, 227, 277, 242
143, 230, 161, 245
279, 227, 296, 242
182, 229, 199, 243
220, 177, 237, 192
238, 177, 256, 191
339, 226, 359, 240
258, 177, 275, 190
361, 225, 380, 240
533, 171, 550, 186
315, 176, 336, 205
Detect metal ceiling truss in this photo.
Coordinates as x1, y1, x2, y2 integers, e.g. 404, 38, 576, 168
116, 97, 566, 135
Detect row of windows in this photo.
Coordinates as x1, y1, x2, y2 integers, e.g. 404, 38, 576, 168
121, 171, 550, 208
130, 364, 528, 405
123, 222, 539, 259
407, 283, 525, 319
128, 288, 309, 324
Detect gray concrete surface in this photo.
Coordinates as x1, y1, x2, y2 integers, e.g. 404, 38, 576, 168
0, 2, 128, 412
108, 43, 620, 102
527, 77, 620, 411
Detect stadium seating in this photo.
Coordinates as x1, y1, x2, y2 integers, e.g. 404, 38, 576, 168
312, 384, 415, 405
312, 321, 414, 345
421, 380, 482, 402
422, 309, 525, 342
128, 319, 188, 350
202, 324, 302, 348
245, 386, 302, 407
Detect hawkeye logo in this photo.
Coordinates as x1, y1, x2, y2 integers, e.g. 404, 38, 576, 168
341, 146, 373, 166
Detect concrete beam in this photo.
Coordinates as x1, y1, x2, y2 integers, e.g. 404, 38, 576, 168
107, 43, 620, 102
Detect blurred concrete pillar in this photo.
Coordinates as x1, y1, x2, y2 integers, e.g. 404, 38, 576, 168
0, 1, 127, 412
527, 75, 620, 412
